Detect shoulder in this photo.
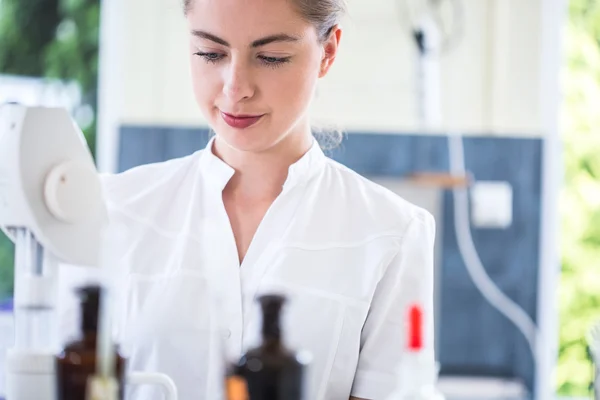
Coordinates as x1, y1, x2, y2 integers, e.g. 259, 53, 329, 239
99, 151, 201, 211
317, 158, 435, 239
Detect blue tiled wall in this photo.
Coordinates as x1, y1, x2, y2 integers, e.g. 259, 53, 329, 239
119, 126, 543, 393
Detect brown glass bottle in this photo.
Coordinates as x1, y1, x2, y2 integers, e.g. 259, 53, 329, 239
228, 294, 308, 400
55, 285, 126, 400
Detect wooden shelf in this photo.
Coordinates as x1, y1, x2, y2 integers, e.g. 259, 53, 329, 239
406, 172, 471, 189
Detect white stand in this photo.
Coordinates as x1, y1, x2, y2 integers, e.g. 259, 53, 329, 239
6, 350, 56, 400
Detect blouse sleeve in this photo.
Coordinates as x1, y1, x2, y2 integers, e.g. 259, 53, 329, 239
351, 210, 436, 399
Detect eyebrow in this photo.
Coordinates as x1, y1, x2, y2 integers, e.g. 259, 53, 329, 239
191, 30, 301, 48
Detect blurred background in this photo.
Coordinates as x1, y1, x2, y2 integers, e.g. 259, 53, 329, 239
0, 0, 598, 399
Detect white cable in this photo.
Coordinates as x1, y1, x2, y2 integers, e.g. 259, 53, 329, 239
405, 0, 539, 384
447, 133, 540, 374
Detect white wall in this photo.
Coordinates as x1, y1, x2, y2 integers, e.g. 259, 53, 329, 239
97, 0, 548, 171
316, 0, 544, 135
118, 0, 202, 127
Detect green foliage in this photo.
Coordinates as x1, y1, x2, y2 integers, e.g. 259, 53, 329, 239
557, 0, 600, 395
0, 231, 14, 302
0, 0, 61, 77
0, 0, 100, 299
0, 0, 100, 152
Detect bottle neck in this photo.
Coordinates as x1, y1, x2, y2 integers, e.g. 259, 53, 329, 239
80, 303, 99, 347
258, 295, 286, 351
262, 314, 282, 345
82, 306, 98, 329
263, 336, 282, 351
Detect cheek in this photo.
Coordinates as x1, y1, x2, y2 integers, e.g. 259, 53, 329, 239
264, 64, 319, 113
190, 59, 222, 107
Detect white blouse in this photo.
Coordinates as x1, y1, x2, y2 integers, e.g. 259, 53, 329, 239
59, 137, 435, 400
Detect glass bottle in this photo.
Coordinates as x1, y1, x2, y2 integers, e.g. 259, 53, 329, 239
55, 285, 126, 400
227, 294, 308, 400
387, 304, 445, 400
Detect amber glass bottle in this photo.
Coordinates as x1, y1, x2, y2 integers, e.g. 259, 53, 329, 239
227, 294, 307, 400
55, 285, 125, 400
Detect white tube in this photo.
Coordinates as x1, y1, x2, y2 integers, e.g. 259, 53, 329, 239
447, 133, 539, 380
96, 282, 115, 380
410, 0, 540, 393
95, 225, 120, 381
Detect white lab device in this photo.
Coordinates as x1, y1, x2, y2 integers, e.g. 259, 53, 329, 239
0, 104, 106, 400
0, 104, 178, 400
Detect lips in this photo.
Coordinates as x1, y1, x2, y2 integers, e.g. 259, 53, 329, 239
221, 111, 264, 129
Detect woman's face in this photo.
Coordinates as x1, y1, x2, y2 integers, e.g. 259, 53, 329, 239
186, 0, 340, 153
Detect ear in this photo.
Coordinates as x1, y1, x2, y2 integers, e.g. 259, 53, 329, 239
319, 25, 342, 78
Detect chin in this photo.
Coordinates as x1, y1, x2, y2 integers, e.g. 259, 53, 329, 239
215, 123, 282, 154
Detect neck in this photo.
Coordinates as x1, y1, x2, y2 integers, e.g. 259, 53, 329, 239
213, 129, 313, 201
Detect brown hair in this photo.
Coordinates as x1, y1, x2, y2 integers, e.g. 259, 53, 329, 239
183, 0, 347, 42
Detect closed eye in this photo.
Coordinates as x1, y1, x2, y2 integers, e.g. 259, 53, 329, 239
194, 51, 224, 64
258, 55, 291, 68
193, 51, 291, 68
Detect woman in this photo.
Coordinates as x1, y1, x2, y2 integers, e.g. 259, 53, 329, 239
65, 0, 436, 398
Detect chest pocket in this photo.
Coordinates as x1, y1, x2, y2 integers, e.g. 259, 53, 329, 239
252, 245, 384, 400
118, 271, 222, 400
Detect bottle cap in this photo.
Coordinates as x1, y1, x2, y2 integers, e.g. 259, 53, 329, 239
408, 304, 423, 352
258, 294, 285, 312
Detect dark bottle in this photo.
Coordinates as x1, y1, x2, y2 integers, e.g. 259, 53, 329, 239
228, 294, 308, 400
55, 285, 126, 400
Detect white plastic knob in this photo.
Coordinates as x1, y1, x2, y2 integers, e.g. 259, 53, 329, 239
44, 160, 103, 224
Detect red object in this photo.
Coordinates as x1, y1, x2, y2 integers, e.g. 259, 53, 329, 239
408, 304, 423, 351
221, 112, 264, 129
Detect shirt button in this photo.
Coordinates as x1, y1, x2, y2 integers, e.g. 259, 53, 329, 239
224, 329, 232, 339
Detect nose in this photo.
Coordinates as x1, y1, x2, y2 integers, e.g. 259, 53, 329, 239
222, 58, 255, 102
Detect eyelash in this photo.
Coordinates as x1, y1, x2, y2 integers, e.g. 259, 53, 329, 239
193, 52, 291, 68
